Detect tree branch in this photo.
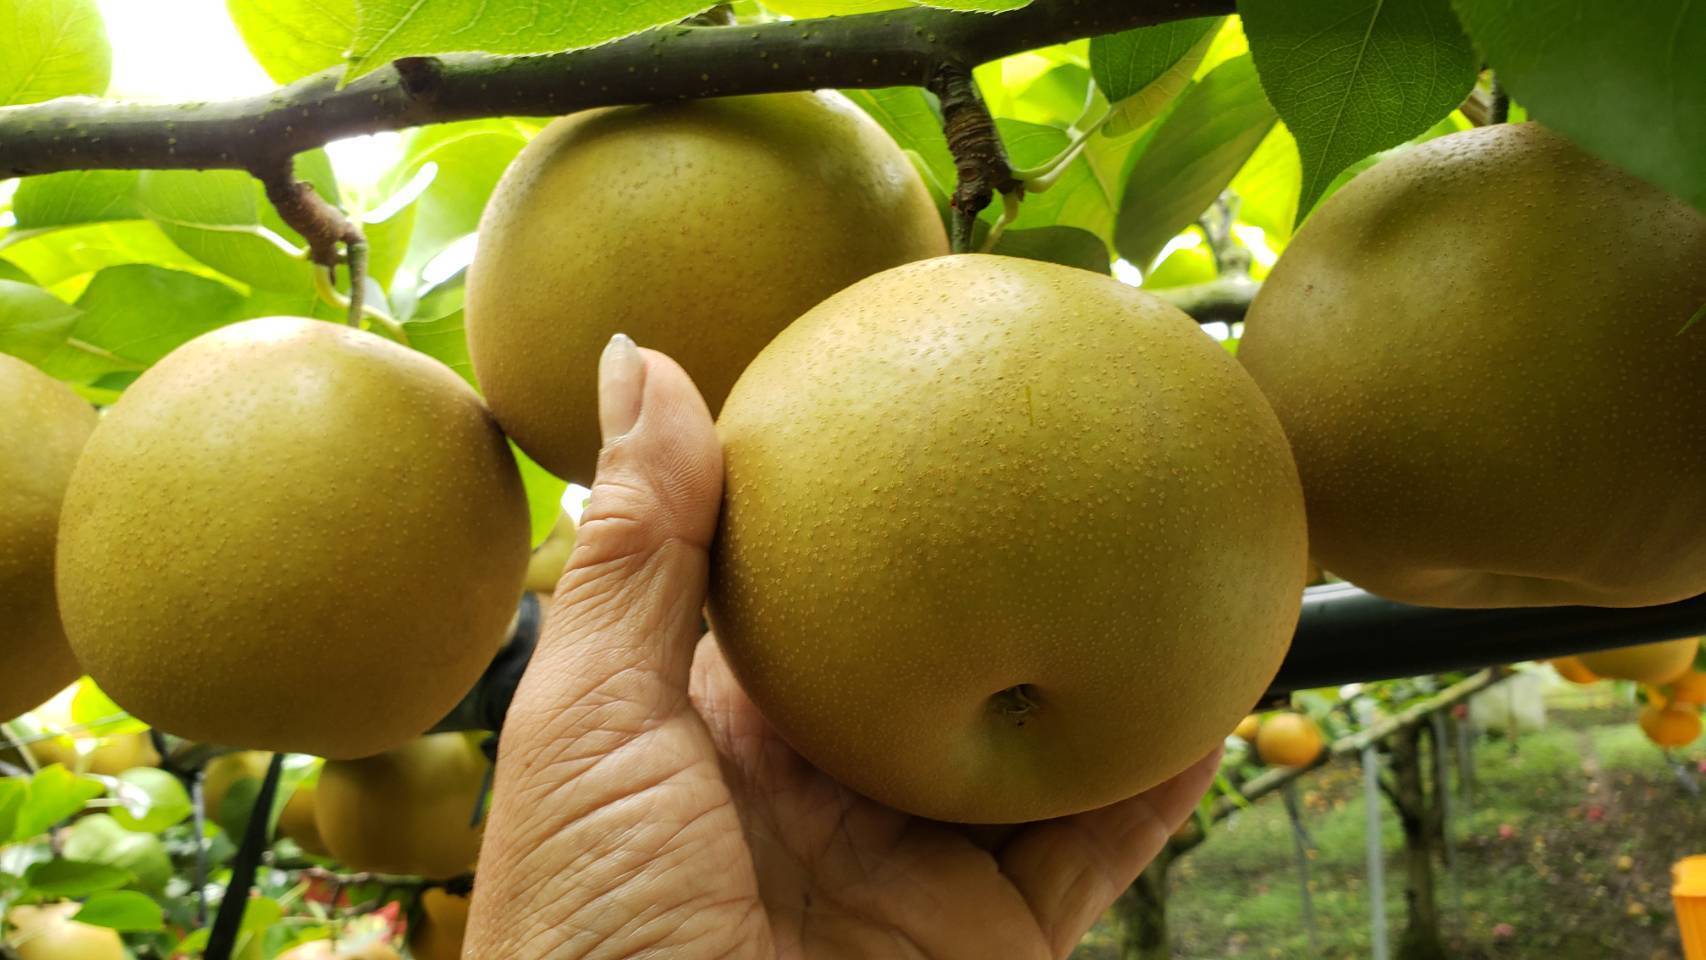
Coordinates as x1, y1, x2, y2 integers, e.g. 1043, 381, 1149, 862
928, 63, 1017, 252
0, 0, 1231, 181
1151, 273, 1259, 326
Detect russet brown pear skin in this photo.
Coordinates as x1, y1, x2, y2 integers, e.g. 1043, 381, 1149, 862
465, 91, 948, 483
710, 254, 1308, 824
1238, 123, 1706, 608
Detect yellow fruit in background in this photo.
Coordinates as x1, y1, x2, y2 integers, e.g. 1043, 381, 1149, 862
1667, 671, 1706, 708
1639, 704, 1703, 748
523, 511, 577, 595
315, 734, 489, 879
1255, 713, 1324, 768
280, 782, 330, 857
1238, 123, 1706, 608
1233, 714, 1262, 742
0, 355, 97, 723
466, 91, 949, 483
1580, 638, 1700, 686
200, 751, 271, 823
57, 318, 531, 760
4, 902, 124, 960
1548, 656, 1601, 685
276, 940, 400, 960
3, 692, 159, 776
409, 889, 471, 960
1141, 242, 1217, 289
710, 254, 1307, 823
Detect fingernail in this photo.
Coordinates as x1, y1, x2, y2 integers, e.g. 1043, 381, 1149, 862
598, 333, 645, 445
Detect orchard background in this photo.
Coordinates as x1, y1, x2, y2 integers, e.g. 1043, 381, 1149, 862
2, 0, 1704, 958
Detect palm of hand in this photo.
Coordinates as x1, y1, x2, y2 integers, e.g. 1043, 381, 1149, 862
686, 633, 1209, 960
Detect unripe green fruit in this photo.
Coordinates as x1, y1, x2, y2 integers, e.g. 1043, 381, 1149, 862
466, 91, 949, 482
57, 318, 530, 759
711, 254, 1307, 823
1239, 123, 1706, 608
0, 355, 96, 722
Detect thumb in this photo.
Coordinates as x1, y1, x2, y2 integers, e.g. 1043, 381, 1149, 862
538, 332, 723, 713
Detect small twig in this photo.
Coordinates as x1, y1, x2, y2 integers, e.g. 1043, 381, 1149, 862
257, 163, 369, 327
1489, 75, 1511, 125
927, 63, 1019, 253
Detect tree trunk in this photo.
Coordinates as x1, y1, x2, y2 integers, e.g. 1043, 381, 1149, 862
1114, 848, 1174, 960
1388, 723, 1448, 960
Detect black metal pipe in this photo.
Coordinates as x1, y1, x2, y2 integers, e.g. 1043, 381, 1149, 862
1265, 583, 1706, 696
437, 586, 1706, 733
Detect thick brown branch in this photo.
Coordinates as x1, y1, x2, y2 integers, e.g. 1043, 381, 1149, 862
0, 0, 1232, 179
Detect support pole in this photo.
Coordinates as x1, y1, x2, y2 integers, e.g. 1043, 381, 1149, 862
1363, 745, 1391, 960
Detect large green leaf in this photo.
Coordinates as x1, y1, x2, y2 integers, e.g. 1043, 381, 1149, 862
982, 224, 1111, 274
1241, 0, 1477, 218
1114, 54, 1276, 269
0, 221, 216, 296
12, 765, 104, 842
62, 814, 173, 893
0, 0, 110, 106
990, 120, 1114, 244
108, 768, 193, 835
841, 88, 954, 200
21, 859, 130, 898
137, 170, 313, 293
346, 0, 715, 79
388, 120, 530, 282
1452, 0, 1706, 212
762, 0, 907, 14
227, 0, 355, 84
13, 171, 141, 230
0, 281, 88, 372
1091, 17, 1223, 136
1229, 121, 1301, 245
915, 0, 1031, 9
402, 308, 473, 384
70, 265, 243, 366
74, 890, 166, 932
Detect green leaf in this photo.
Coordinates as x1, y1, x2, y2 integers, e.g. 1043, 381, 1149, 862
67, 679, 147, 739
0, 281, 87, 372
22, 859, 130, 898
13, 765, 104, 841
227, 0, 356, 84
0, 777, 26, 840
1091, 17, 1223, 135
991, 120, 1114, 243
913, 0, 1031, 9
108, 769, 192, 834
73, 890, 165, 932
517, 444, 569, 547
841, 88, 954, 201
62, 814, 173, 893
387, 120, 528, 282
71, 265, 243, 364
1229, 121, 1301, 245
138, 169, 315, 293
1241, 0, 1477, 218
0, 260, 33, 284
0, 221, 218, 297
402, 308, 473, 385
1114, 54, 1276, 269
761, 0, 908, 14
0, 0, 110, 106
13, 171, 141, 230
984, 225, 1111, 275
1451, 0, 1706, 212
346, 0, 715, 80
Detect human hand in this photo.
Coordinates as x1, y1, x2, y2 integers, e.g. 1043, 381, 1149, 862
466, 334, 1223, 959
